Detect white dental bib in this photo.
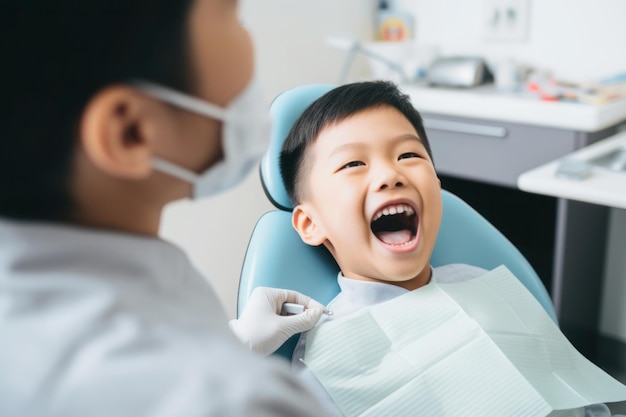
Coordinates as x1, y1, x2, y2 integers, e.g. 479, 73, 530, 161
302, 266, 626, 417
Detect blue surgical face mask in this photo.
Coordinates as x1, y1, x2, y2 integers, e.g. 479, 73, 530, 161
135, 75, 271, 199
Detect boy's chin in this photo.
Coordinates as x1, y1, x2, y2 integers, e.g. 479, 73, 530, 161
382, 260, 431, 279
382, 267, 433, 288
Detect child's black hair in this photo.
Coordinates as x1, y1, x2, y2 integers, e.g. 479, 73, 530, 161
280, 81, 433, 205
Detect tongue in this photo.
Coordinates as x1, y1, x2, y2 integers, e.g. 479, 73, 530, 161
377, 230, 412, 245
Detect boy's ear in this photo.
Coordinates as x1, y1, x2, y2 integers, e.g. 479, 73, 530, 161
79, 85, 157, 180
292, 203, 327, 246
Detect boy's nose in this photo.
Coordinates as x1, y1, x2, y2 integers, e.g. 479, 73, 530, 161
373, 165, 406, 191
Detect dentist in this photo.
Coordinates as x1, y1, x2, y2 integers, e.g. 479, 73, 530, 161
0, 0, 326, 416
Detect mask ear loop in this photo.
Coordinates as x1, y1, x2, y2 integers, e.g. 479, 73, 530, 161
151, 158, 200, 182
133, 80, 228, 183
132, 81, 227, 120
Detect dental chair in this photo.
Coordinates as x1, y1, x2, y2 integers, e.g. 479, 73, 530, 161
237, 84, 558, 360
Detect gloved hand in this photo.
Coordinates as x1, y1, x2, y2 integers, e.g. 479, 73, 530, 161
229, 287, 327, 356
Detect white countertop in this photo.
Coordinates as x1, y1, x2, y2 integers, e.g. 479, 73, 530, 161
402, 83, 626, 132
517, 131, 626, 209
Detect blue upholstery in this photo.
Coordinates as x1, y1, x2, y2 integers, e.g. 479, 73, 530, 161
238, 84, 558, 358
259, 84, 337, 211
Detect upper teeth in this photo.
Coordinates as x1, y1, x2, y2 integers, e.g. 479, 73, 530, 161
373, 204, 415, 221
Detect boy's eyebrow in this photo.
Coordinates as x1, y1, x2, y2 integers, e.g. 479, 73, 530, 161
329, 142, 365, 157
393, 133, 423, 144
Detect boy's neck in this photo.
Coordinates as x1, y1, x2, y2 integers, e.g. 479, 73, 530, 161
344, 266, 433, 292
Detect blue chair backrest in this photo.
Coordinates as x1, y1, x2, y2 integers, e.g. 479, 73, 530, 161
238, 84, 558, 358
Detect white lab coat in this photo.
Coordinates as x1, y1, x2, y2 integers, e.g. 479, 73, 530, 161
0, 219, 324, 417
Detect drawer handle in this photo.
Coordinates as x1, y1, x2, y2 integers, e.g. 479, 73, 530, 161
423, 118, 508, 138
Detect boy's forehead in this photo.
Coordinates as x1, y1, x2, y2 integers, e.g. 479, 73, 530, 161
310, 106, 422, 155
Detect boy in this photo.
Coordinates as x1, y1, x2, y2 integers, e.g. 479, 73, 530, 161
0, 1, 326, 415
279, 81, 619, 416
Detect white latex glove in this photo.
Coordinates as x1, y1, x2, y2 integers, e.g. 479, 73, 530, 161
229, 287, 327, 356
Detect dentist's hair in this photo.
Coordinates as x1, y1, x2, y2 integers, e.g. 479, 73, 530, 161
280, 81, 434, 205
0, 0, 193, 221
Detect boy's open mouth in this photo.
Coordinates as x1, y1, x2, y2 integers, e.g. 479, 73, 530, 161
370, 203, 418, 246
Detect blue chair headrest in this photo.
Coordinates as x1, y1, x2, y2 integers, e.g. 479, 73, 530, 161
260, 84, 337, 211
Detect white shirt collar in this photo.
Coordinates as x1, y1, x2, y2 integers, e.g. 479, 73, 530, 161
336, 272, 410, 309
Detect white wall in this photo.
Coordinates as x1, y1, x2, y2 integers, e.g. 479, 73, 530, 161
159, 173, 272, 317
395, 0, 626, 81
240, 0, 376, 99
159, 0, 376, 319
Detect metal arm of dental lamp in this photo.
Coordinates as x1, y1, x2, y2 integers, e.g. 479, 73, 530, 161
327, 34, 409, 85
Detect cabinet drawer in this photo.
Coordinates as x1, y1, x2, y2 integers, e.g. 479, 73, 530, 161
422, 113, 579, 188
